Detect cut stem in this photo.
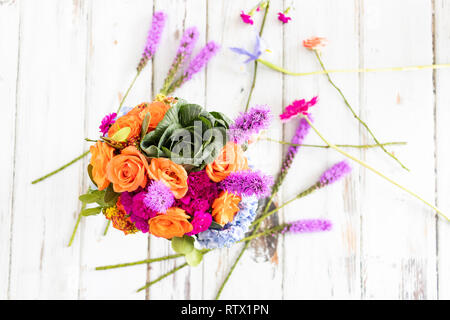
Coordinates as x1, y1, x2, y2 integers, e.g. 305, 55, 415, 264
68, 202, 85, 247
257, 58, 450, 76
303, 116, 449, 221
31, 151, 90, 184
312, 51, 409, 171
102, 220, 110, 236
263, 137, 407, 149
117, 70, 141, 114
96, 253, 184, 270
136, 263, 188, 292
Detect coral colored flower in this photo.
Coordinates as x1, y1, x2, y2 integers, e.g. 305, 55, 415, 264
107, 114, 142, 142
206, 142, 249, 183
99, 113, 117, 136
212, 191, 241, 226
279, 96, 318, 123
303, 37, 328, 50
148, 207, 193, 239
106, 146, 150, 193
240, 11, 254, 25
186, 211, 213, 236
127, 101, 171, 132
89, 141, 115, 191
148, 158, 188, 199
277, 12, 291, 24
103, 206, 138, 235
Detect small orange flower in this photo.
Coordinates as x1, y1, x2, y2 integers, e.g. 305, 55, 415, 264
211, 191, 241, 226
206, 142, 249, 182
106, 146, 150, 193
107, 114, 142, 143
302, 37, 328, 50
103, 205, 138, 235
89, 141, 115, 190
127, 101, 171, 132
148, 158, 188, 199
148, 207, 193, 239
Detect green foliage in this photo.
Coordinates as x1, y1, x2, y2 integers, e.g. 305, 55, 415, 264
81, 206, 102, 216
171, 235, 195, 255
110, 127, 131, 142
185, 248, 203, 267
140, 100, 231, 168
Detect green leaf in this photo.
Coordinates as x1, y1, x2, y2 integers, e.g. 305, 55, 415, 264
79, 190, 102, 204
104, 184, 119, 206
87, 164, 97, 187
171, 235, 195, 255
141, 112, 151, 140
208, 221, 223, 230
111, 127, 131, 142
185, 248, 203, 267
81, 207, 102, 216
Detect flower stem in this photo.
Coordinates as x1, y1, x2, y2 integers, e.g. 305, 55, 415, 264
263, 137, 407, 149
312, 51, 409, 171
31, 151, 90, 184
256, 58, 450, 76
68, 202, 85, 247
303, 116, 449, 221
117, 70, 141, 114
96, 253, 184, 270
102, 220, 110, 236
136, 263, 189, 292
245, 0, 270, 112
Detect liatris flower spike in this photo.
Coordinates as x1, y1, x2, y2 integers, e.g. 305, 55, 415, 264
283, 219, 332, 234
280, 96, 318, 123
228, 105, 271, 144
137, 11, 167, 72
319, 161, 352, 187
220, 170, 274, 199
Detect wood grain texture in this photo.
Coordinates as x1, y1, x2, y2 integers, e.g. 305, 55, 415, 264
1, 0, 449, 299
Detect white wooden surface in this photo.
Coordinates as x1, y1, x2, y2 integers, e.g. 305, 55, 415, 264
2, 0, 450, 299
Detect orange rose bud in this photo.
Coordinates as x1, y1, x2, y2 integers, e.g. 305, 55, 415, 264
106, 146, 150, 193
148, 207, 193, 239
127, 101, 171, 132
206, 142, 249, 182
148, 158, 188, 199
89, 141, 115, 190
107, 114, 142, 142
211, 191, 241, 226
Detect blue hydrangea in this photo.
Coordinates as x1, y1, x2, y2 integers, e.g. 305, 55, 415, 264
196, 195, 258, 249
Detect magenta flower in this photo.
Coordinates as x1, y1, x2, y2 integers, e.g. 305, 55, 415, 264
277, 12, 291, 24
186, 211, 212, 236
132, 192, 158, 220
99, 112, 117, 136
228, 105, 271, 144
240, 11, 254, 25
319, 161, 352, 186
280, 96, 318, 123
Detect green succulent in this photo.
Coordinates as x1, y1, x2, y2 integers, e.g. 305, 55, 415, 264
140, 99, 232, 169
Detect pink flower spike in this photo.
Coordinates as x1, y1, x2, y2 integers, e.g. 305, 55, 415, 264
280, 96, 318, 123
240, 11, 254, 25
303, 37, 328, 50
278, 12, 291, 24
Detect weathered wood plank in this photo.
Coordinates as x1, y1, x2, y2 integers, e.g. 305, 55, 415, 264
148, 0, 207, 300
281, 0, 362, 299
0, 0, 19, 300
434, 0, 450, 300
8, 0, 88, 299
78, 0, 154, 300
359, 0, 437, 299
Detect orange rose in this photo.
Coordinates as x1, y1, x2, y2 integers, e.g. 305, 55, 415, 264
127, 101, 171, 132
206, 142, 249, 182
89, 141, 115, 190
148, 158, 188, 199
107, 114, 142, 142
148, 207, 193, 239
211, 191, 241, 226
106, 146, 150, 192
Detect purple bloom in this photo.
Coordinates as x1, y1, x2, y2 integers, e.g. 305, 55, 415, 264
228, 105, 271, 144
132, 192, 158, 220
99, 112, 117, 136
137, 11, 167, 71
220, 170, 273, 199
183, 41, 220, 82
176, 27, 199, 61
129, 214, 149, 233
319, 161, 352, 186
283, 219, 332, 234
186, 211, 212, 236
143, 180, 174, 213
230, 34, 262, 64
